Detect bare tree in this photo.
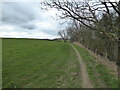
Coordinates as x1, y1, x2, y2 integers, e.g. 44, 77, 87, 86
58, 30, 68, 42
41, 0, 120, 40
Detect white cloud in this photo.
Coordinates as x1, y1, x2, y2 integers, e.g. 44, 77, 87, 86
0, 31, 59, 39
35, 21, 52, 29
35, 21, 58, 31
1, 0, 47, 2
41, 8, 59, 18
0, 25, 15, 32
0, 24, 59, 39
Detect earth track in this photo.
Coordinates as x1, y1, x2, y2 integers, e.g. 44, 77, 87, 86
71, 44, 93, 88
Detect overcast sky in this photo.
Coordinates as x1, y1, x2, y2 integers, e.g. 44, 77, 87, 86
0, 0, 118, 39
0, 1, 67, 39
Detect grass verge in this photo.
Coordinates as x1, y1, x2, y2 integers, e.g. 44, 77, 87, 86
74, 44, 118, 88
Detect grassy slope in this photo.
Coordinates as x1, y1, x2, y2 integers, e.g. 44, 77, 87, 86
74, 44, 118, 88
3, 38, 81, 88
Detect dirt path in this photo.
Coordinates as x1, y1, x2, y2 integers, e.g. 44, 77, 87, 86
71, 44, 93, 88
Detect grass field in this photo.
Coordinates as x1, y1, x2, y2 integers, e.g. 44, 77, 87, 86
2, 38, 82, 88
2, 38, 118, 88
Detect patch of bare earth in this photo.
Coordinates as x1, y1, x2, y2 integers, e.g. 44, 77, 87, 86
71, 45, 93, 88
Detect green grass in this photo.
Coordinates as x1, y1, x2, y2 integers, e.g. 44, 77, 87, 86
2, 38, 82, 88
74, 44, 118, 88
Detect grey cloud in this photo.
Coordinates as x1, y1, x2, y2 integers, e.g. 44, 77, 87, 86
1, 2, 39, 29
22, 24, 36, 30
